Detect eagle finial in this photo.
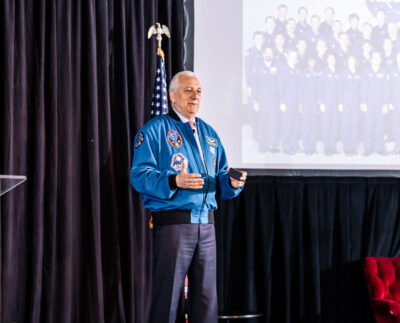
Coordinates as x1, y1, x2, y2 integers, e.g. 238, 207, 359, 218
148, 22, 170, 49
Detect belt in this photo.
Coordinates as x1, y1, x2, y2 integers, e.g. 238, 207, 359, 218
151, 209, 214, 225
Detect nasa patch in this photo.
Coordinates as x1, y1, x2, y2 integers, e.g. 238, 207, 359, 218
170, 153, 187, 171
206, 136, 218, 147
167, 130, 183, 148
135, 132, 144, 148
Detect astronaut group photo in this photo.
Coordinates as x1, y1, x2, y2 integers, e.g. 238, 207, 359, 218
244, 0, 400, 157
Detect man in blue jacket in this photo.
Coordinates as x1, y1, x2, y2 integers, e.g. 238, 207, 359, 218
131, 71, 247, 323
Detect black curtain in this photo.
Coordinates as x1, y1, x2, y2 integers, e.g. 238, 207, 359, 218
216, 176, 400, 323
2, 2, 400, 323
0, 1, 184, 322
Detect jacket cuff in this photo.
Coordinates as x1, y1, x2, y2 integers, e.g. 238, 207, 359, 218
168, 174, 178, 190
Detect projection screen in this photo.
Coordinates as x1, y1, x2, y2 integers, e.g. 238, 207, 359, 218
194, 0, 400, 170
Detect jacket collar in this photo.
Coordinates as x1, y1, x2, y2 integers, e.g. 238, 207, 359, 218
167, 108, 181, 121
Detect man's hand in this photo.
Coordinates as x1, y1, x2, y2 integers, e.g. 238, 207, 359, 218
175, 160, 204, 189
227, 168, 247, 189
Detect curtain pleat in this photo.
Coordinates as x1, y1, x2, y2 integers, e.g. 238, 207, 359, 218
0, 1, 184, 322
217, 176, 400, 323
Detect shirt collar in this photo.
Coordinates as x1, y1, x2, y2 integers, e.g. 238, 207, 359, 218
172, 107, 194, 124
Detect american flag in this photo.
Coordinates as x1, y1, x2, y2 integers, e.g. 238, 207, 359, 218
151, 52, 169, 117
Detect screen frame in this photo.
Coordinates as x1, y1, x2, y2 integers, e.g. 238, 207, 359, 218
184, 0, 400, 177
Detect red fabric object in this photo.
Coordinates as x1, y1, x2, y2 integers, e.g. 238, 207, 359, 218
363, 257, 400, 323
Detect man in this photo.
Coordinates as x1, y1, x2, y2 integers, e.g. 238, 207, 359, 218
327, 20, 343, 53
244, 31, 264, 100
275, 4, 288, 35
318, 53, 340, 155
285, 18, 298, 50
382, 38, 395, 69
390, 52, 400, 153
360, 51, 390, 155
273, 33, 287, 68
131, 71, 247, 323
315, 39, 328, 72
304, 15, 321, 55
320, 7, 335, 37
372, 9, 388, 47
264, 16, 276, 48
296, 39, 308, 70
335, 32, 351, 70
346, 13, 362, 47
339, 55, 361, 155
299, 57, 319, 154
251, 47, 279, 152
277, 50, 301, 154
296, 6, 310, 37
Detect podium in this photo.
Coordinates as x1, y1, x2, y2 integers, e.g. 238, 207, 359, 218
0, 175, 27, 196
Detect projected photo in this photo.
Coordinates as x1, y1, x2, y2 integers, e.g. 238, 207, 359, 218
243, 0, 400, 159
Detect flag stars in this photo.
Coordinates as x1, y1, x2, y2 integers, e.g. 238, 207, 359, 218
151, 55, 169, 118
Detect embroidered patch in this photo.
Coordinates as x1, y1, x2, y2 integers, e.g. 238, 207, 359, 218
135, 132, 144, 148
206, 136, 218, 147
167, 130, 183, 148
170, 153, 187, 171
209, 146, 216, 155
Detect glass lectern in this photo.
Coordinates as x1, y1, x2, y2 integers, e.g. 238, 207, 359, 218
0, 175, 27, 196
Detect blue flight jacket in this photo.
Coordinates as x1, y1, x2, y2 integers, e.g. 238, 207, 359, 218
130, 109, 243, 224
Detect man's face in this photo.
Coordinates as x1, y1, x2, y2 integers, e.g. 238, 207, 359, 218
266, 18, 275, 32
325, 8, 334, 21
327, 54, 336, 67
363, 24, 372, 38
350, 17, 359, 29
333, 21, 342, 34
297, 40, 307, 54
348, 56, 356, 69
383, 39, 393, 52
388, 23, 397, 39
362, 42, 372, 54
170, 75, 202, 119
274, 34, 285, 48
287, 51, 298, 65
371, 52, 382, 66
263, 48, 274, 62
377, 11, 386, 25
299, 9, 307, 21
278, 7, 288, 19
254, 34, 264, 49
316, 40, 327, 54
311, 17, 320, 30
286, 20, 296, 33
339, 34, 349, 47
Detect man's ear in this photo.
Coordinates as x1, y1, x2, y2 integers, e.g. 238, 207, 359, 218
169, 91, 175, 106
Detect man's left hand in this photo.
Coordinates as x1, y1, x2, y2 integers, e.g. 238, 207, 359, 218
227, 168, 247, 188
